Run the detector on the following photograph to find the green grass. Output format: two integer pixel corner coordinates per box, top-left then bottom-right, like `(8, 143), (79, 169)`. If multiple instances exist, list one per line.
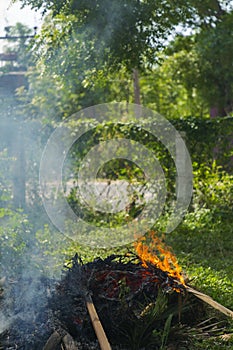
(166, 211), (233, 309)
(160, 209), (233, 349)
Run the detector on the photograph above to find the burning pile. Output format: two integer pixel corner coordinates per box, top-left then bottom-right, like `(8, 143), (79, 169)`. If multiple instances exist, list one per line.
(0, 232), (190, 349)
(2, 231), (231, 349)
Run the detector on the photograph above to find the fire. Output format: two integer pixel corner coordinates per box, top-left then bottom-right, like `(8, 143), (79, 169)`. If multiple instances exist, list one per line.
(134, 231), (185, 285)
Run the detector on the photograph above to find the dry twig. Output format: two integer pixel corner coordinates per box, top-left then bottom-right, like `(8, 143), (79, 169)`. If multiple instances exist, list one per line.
(186, 286), (233, 319)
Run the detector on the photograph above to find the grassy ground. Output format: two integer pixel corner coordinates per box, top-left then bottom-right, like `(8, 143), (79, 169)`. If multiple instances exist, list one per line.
(165, 212), (233, 349)
(169, 212), (233, 310)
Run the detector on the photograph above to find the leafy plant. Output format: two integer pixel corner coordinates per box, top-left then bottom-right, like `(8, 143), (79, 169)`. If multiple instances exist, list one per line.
(118, 289), (175, 349)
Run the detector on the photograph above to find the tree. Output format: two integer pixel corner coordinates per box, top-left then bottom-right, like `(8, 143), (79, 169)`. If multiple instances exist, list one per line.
(15, 0), (196, 104)
(164, 8), (233, 117)
(18, 13), (137, 120)
(16, 0), (233, 113)
(195, 12), (233, 116)
(16, 0), (193, 70)
(140, 50), (208, 118)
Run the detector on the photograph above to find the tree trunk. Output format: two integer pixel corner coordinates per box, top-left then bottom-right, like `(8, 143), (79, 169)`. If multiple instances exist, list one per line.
(210, 106), (227, 118)
(13, 125), (26, 209)
(133, 68), (141, 105)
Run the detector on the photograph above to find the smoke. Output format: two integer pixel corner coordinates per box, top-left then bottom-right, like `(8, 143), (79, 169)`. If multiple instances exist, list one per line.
(0, 95), (66, 344)
(0, 313), (10, 334)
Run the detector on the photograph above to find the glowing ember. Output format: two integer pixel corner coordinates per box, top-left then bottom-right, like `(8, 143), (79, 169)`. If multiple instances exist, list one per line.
(134, 231), (185, 285)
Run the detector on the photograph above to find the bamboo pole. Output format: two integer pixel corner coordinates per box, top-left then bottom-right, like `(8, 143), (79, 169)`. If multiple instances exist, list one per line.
(186, 285), (233, 319)
(85, 294), (112, 350)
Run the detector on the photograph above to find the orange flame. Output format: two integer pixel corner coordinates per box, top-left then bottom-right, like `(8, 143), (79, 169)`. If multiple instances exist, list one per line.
(134, 231), (185, 285)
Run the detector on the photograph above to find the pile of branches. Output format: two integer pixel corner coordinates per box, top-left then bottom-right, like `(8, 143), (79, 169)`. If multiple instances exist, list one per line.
(0, 253), (216, 350)
(49, 253), (186, 341)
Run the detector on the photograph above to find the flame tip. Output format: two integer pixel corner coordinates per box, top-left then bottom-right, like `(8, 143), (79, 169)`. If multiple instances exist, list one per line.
(134, 231), (185, 287)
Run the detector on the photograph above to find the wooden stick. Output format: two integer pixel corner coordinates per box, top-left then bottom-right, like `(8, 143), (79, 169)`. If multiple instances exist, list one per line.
(85, 294), (112, 350)
(186, 285), (233, 319)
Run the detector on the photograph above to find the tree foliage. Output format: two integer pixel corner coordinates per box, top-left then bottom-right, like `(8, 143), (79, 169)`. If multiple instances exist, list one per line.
(195, 12), (233, 115)
(140, 49), (207, 118)
(16, 0), (195, 71)
(15, 0), (233, 116)
(162, 4), (233, 116)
